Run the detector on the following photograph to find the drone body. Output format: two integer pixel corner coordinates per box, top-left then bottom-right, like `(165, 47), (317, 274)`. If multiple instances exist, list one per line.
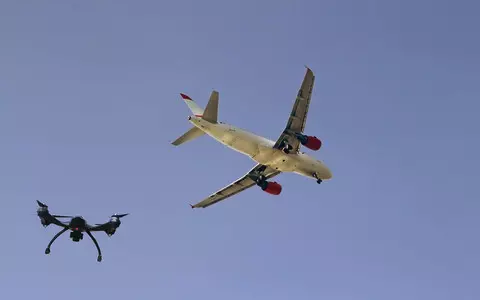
(36, 200), (128, 262)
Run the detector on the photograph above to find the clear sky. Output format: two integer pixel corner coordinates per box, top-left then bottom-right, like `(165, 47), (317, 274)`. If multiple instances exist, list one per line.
(1, 0), (479, 299)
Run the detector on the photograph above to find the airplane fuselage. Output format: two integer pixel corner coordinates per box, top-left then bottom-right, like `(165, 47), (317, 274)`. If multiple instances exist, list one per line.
(188, 116), (332, 180)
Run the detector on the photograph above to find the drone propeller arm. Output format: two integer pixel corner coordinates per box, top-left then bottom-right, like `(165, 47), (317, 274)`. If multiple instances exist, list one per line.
(86, 230), (102, 262)
(45, 227), (69, 254)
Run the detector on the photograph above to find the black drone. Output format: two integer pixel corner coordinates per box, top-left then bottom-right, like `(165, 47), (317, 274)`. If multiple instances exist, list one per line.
(36, 200), (128, 262)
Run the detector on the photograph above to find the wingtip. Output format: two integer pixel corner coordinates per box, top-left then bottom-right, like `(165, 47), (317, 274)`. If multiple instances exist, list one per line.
(189, 204), (194, 209)
(180, 93), (192, 100)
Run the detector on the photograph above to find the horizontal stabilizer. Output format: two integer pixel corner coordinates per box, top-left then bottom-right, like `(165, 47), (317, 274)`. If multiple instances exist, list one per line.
(171, 126), (205, 146)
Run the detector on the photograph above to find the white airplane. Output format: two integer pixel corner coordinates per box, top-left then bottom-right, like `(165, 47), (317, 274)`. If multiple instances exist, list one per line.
(172, 67), (332, 208)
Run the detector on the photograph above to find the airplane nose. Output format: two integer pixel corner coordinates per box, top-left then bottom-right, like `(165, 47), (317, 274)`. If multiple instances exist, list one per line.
(323, 165), (333, 179)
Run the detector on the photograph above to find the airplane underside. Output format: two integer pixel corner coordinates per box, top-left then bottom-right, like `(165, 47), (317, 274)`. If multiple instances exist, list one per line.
(253, 147), (331, 181)
(195, 121), (332, 181)
(173, 67), (332, 208)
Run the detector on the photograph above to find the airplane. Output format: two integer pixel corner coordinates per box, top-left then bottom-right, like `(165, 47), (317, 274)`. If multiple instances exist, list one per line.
(36, 200), (129, 262)
(171, 67), (332, 209)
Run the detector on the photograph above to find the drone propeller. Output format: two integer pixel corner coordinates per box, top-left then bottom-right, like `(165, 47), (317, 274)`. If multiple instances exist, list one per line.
(92, 213), (128, 226)
(111, 213), (129, 218)
(52, 215), (74, 218)
(36, 200), (48, 208)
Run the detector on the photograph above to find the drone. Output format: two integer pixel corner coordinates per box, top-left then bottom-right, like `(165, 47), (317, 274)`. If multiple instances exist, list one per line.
(36, 200), (128, 262)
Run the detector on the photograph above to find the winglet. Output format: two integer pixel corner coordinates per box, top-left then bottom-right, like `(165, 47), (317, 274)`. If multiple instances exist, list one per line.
(304, 65), (313, 74)
(179, 93), (204, 116)
(180, 93), (192, 101)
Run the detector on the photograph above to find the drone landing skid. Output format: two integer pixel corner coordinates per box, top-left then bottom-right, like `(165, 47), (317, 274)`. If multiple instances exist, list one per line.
(44, 229), (103, 263)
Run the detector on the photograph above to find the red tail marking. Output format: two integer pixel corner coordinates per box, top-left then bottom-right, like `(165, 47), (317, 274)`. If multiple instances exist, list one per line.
(180, 93), (192, 100)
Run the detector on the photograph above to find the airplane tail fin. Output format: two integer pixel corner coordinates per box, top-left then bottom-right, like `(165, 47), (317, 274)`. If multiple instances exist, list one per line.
(171, 126), (205, 146)
(180, 93), (204, 117)
(202, 91), (219, 123)
(173, 91), (219, 146)
(179, 91), (219, 123)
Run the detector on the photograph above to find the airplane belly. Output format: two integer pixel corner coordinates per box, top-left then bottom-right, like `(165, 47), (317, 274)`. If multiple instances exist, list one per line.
(229, 132), (261, 157)
(251, 146), (277, 164)
(255, 150), (299, 172)
(191, 120), (315, 174)
(257, 152), (330, 177)
(292, 155), (333, 180)
(206, 127), (259, 157)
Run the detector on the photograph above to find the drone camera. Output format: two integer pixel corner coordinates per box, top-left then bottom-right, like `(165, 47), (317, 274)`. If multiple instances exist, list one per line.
(70, 231), (83, 242)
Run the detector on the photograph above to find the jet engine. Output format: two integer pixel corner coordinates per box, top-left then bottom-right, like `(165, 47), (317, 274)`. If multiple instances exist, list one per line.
(295, 133), (321, 151)
(259, 181), (282, 195)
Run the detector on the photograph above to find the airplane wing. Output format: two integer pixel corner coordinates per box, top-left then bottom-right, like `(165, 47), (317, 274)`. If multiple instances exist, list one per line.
(191, 164), (281, 208)
(273, 67), (315, 152)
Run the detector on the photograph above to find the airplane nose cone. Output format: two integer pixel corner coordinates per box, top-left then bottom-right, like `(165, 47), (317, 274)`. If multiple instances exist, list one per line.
(322, 164), (333, 179)
(325, 167), (332, 179)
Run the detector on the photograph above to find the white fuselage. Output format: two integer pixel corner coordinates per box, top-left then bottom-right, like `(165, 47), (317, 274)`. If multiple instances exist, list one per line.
(189, 116), (332, 180)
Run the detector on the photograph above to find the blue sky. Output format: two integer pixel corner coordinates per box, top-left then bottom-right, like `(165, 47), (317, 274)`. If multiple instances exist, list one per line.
(1, 0), (479, 299)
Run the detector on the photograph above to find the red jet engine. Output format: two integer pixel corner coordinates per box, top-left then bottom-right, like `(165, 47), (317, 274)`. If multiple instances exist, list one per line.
(260, 181), (282, 195)
(295, 133), (322, 151)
